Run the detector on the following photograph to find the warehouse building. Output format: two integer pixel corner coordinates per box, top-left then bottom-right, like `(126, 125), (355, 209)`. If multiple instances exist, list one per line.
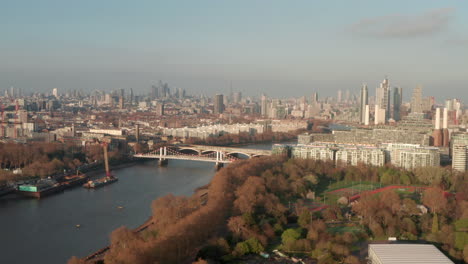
(368, 244), (453, 264)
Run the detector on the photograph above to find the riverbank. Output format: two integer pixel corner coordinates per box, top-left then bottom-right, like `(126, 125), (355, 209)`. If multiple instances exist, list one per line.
(84, 159), (147, 178)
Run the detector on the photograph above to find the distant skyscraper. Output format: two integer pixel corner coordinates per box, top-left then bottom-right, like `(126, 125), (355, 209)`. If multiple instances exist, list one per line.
(233, 92), (242, 104)
(151, 85), (158, 99)
(375, 78), (391, 120)
(345, 89), (350, 103)
(129, 88), (134, 105)
(118, 96), (124, 109)
(337, 90), (342, 103)
(214, 94), (224, 114)
(374, 104), (386, 125)
(311, 92), (318, 105)
(261, 95), (268, 117)
(156, 103), (165, 116)
(393, 87), (402, 121)
(411, 86), (423, 113)
(52, 88), (58, 98)
(364, 105), (370, 126)
(359, 84), (368, 124)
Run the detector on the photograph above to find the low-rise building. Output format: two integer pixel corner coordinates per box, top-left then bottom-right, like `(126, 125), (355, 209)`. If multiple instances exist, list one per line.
(368, 244), (453, 264)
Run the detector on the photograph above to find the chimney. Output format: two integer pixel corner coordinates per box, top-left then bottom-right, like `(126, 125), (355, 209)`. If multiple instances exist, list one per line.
(135, 124), (140, 143)
(435, 108), (441, 130)
(443, 108), (448, 129)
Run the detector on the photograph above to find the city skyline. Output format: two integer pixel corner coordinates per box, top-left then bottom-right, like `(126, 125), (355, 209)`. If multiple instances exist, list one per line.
(1, 1), (467, 100)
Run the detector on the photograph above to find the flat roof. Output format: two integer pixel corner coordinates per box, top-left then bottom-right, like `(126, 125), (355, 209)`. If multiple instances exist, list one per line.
(369, 244), (453, 264)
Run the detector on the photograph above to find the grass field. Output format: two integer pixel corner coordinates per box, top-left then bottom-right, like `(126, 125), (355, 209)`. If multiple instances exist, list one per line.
(327, 225), (363, 235)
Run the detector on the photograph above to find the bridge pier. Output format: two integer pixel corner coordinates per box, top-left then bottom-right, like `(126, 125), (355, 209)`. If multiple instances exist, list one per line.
(158, 159), (168, 167)
(214, 162), (224, 171)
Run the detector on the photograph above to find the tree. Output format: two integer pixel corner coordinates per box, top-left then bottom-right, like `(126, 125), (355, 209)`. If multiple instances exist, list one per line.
(233, 238), (264, 256)
(298, 209), (312, 228)
(67, 257), (85, 264)
(104, 226), (149, 264)
(422, 188), (447, 214)
(380, 190), (401, 215)
(192, 258), (208, 264)
(281, 228), (303, 245)
(463, 244), (468, 263)
(431, 213), (439, 234)
(344, 255), (360, 264)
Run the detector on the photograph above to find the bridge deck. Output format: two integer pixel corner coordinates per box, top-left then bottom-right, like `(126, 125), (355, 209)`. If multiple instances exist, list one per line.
(133, 154), (233, 163)
(180, 145), (272, 156)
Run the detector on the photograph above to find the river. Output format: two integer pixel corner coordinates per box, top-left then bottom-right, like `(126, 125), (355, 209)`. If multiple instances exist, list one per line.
(0, 143), (278, 264)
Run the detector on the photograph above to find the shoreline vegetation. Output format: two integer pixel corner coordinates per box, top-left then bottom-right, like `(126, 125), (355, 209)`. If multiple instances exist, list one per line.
(72, 155), (468, 264)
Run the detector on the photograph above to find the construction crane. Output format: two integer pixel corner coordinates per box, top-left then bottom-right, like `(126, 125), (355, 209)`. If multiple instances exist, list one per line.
(102, 141), (111, 178)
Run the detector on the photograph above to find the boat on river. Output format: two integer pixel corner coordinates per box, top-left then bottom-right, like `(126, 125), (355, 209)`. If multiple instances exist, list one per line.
(17, 179), (65, 198)
(83, 141), (117, 189)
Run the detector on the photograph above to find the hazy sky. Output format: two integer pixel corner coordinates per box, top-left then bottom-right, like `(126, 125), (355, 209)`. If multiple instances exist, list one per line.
(1, 0), (467, 101)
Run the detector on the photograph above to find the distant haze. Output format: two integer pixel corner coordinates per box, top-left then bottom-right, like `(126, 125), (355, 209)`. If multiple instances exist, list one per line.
(1, 1), (467, 101)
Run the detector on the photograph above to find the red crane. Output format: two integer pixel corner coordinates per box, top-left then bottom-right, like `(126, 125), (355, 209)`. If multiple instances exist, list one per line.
(102, 141), (112, 178)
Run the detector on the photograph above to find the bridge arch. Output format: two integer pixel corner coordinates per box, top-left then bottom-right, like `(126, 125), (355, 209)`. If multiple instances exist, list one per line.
(177, 148), (201, 155)
(226, 152), (251, 159)
(200, 150), (217, 154)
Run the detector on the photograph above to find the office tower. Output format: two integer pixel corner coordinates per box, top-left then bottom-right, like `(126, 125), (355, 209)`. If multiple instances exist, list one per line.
(359, 84), (368, 124)
(337, 90), (342, 103)
(432, 108), (442, 147)
(364, 105), (370, 125)
(345, 89), (350, 103)
(10, 86), (15, 98)
(443, 107), (449, 147)
(392, 87), (402, 121)
(451, 133), (468, 171)
(214, 94), (224, 114)
(445, 99), (452, 110)
(261, 95), (268, 117)
(375, 78), (391, 120)
(129, 88), (134, 106)
(52, 88), (58, 98)
(422, 96), (434, 112)
(311, 92), (318, 105)
(453, 145), (468, 172)
(105, 94), (112, 105)
(374, 105), (386, 125)
(233, 92), (242, 104)
(411, 86), (423, 113)
(151, 85), (158, 99)
(118, 96), (124, 109)
(156, 103), (165, 116)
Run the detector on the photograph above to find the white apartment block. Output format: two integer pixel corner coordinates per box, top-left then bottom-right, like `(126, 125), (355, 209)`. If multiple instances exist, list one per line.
(335, 147), (385, 167)
(452, 144), (467, 172)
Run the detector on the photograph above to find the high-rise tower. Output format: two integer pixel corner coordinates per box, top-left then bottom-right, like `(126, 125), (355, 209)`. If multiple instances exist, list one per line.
(359, 84), (368, 124)
(375, 78), (391, 121)
(392, 87), (402, 121)
(411, 86), (423, 113)
(214, 94), (225, 114)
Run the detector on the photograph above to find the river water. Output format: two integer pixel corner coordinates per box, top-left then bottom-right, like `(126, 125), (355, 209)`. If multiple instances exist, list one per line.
(0, 143), (276, 264)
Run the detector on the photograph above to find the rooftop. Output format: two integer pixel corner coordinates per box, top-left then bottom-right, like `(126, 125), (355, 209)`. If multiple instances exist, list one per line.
(369, 244), (453, 264)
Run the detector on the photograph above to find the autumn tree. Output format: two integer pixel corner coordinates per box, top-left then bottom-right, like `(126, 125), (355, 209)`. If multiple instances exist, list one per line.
(422, 188), (447, 215)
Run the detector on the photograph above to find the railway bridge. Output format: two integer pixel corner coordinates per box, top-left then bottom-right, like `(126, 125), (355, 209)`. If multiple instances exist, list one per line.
(133, 144), (272, 168)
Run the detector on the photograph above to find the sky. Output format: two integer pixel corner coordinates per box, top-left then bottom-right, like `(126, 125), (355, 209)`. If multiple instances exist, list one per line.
(1, 0), (467, 101)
